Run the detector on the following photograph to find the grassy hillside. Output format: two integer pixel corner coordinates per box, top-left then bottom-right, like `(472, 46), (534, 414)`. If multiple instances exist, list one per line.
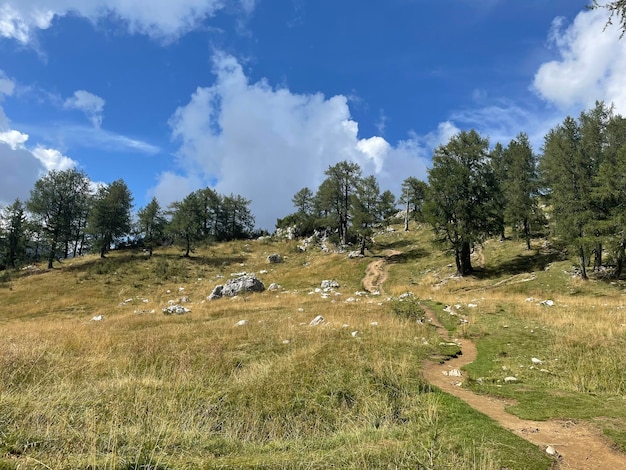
(1, 226), (624, 468)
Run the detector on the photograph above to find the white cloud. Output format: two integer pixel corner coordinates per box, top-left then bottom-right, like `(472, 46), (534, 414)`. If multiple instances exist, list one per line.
(0, 0), (257, 43)
(533, 8), (626, 113)
(64, 90), (106, 128)
(31, 146), (76, 171)
(0, 127), (77, 204)
(150, 171), (203, 209)
(0, 141), (43, 204)
(160, 53), (433, 230)
(0, 129), (28, 149)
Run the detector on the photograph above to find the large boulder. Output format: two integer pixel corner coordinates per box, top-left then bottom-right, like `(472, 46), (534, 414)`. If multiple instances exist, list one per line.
(208, 285), (223, 301)
(220, 274), (265, 297)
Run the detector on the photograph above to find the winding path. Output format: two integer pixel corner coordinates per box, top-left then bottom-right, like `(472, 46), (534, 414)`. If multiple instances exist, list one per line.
(363, 254), (626, 469)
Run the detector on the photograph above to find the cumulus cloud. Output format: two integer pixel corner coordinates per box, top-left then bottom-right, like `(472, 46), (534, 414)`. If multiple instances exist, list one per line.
(533, 8), (626, 113)
(0, 128), (77, 205)
(0, 0), (256, 43)
(160, 53), (434, 230)
(64, 90), (106, 128)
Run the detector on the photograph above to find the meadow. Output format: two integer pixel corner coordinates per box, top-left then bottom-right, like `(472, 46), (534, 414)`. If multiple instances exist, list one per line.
(1, 226), (624, 469)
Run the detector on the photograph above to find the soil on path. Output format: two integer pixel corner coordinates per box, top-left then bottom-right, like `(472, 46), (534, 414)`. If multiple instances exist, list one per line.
(362, 254), (626, 470)
(362, 249), (401, 295)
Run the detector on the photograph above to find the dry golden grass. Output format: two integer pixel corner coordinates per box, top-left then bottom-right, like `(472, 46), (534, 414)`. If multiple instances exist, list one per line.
(4, 229), (612, 468)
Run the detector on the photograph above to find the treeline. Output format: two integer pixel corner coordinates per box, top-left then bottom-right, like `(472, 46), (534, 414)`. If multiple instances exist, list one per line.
(0, 171), (255, 270)
(280, 102), (626, 280)
(2, 102), (625, 279)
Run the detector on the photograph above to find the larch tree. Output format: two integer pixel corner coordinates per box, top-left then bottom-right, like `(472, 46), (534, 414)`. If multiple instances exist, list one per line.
(88, 179), (134, 258)
(27, 169), (91, 269)
(322, 161), (362, 245)
(502, 133), (542, 250)
(137, 197), (165, 257)
(167, 192), (204, 257)
(540, 117), (595, 279)
(399, 177), (428, 231)
(424, 130), (501, 276)
(1, 199), (27, 268)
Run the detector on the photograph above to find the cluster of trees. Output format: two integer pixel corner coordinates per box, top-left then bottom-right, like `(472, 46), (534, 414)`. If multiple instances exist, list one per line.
(278, 161), (398, 255)
(425, 102), (626, 279)
(3, 101), (625, 282)
(0, 170), (255, 270)
(280, 102), (625, 280)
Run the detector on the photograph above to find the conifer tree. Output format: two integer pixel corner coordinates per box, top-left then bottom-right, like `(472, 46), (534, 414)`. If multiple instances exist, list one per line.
(424, 130), (500, 276)
(88, 179), (133, 258)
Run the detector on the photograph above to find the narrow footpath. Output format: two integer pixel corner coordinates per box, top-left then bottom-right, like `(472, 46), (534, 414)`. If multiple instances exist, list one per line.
(363, 254), (626, 470)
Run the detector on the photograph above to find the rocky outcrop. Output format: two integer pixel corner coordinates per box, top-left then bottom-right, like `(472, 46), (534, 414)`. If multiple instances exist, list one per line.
(209, 274), (265, 300)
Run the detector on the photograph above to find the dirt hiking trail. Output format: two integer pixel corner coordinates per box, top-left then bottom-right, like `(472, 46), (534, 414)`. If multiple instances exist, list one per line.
(362, 250), (401, 295)
(363, 254), (626, 470)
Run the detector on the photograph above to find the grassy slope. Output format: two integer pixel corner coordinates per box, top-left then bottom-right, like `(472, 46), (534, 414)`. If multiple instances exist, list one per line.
(381, 226), (626, 453)
(3, 226), (623, 468)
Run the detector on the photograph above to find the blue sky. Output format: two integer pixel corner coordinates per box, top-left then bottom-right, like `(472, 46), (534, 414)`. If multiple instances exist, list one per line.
(0, 0), (624, 230)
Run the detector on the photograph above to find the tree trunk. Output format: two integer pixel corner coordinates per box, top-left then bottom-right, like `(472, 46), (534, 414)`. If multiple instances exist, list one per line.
(613, 241), (625, 279)
(359, 235), (366, 256)
(454, 247), (462, 276)
(184, 234), (191, 257)
(47, 241), (56, 269)
(460, 241), (473, 276)
(524, 218), (531, 250)
(404, 200), (409, 231)
(579, 246), (588, 280)
(593, 243), (602, 272)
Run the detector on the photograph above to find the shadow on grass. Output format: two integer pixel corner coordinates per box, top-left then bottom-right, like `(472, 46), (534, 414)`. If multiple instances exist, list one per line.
(387, 247), (429, 264)
(472, 249), (565, 279)
(56, 250), (248, 275)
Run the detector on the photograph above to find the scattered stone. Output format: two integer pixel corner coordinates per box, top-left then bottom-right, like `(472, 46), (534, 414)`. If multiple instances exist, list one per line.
(370, 321), (379, 326)
(134, 309), (156, 315)
(259, 270), (268, 274)
(162, 305), (190, 315)
(267, 254), (283, 264)
(531, 357), (543, 364)
(235, 320), (249, 327)
(540, 299), (555, 307)
(91, 315), (104, 321)
(345, 297), (356, 303)
(282, 339), (290, 344)
(504, 376), (518, 383)
(310, 315), (325, 326)
(444, 369), (462, 377)
(268, 283), (282, 291)
(179, 296), (190, 303)
(351, 331), (359, 337)
(321, 280), (340, 289)
(467, 303), (478, 308)
(545, 446), (558, 456)
(348, 251), (363, 259)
